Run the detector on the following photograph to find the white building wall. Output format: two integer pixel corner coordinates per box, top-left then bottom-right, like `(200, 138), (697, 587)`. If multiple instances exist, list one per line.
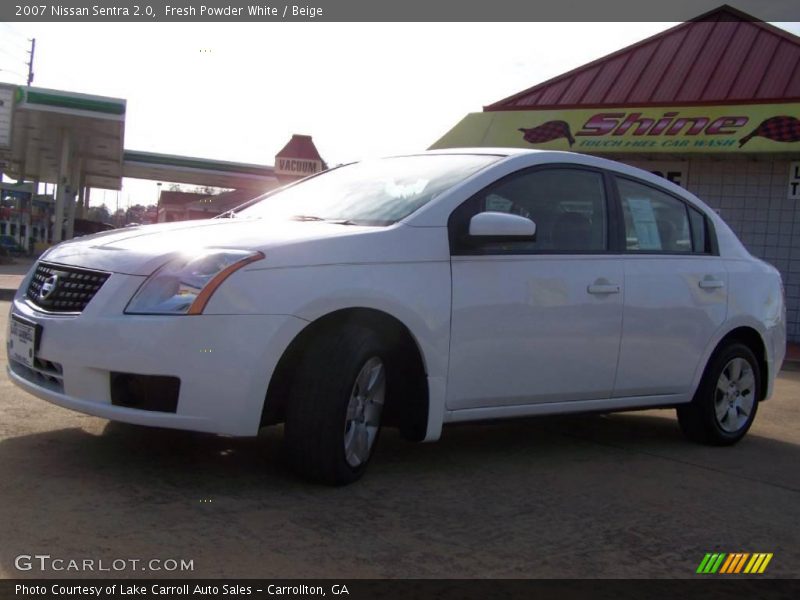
(685, 157), (800, 342)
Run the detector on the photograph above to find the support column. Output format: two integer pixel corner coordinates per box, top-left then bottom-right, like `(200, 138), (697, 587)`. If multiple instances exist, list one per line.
(80, 186), (90, 218)
(64, 159), (81, 240)
(53, 131), (71, 243)
(77, 171), (85, 219)
(64, 188), (76, 239)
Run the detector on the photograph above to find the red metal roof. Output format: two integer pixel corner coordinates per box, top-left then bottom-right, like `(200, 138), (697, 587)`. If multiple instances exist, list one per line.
(275, 134), (325, 163)
(485, 5), (800, 111)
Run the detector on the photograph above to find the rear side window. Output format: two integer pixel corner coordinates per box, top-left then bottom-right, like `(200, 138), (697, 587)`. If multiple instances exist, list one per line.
(616, 178), (707, 254)
(687, 205), (707, 254)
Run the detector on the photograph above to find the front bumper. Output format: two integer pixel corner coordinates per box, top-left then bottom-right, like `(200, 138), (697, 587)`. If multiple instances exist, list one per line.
(6, 271), (306, 436)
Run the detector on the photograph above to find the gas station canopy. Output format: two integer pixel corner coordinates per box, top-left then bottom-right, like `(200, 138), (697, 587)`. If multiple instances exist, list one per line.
(4, 86), (125, 190)
(123, 150), (278, 190)
(1, 85), (279, 191)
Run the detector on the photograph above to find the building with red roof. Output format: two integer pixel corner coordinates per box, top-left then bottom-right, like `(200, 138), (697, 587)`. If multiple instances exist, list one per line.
(432, 5), (800, 342)
(484, 6), (800, 110)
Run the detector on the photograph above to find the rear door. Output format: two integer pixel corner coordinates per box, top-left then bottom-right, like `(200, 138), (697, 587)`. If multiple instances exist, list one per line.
(611, 176), (727, 398)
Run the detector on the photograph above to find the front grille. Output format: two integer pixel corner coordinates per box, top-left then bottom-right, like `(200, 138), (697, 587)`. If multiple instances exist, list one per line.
(26, 262), (110, 313)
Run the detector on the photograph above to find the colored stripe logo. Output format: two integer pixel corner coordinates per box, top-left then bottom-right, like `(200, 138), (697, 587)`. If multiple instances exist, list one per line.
(697, 553), (773, 574)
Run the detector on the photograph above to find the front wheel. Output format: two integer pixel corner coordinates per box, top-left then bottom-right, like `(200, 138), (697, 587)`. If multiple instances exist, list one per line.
(284, 325), (388, 485)
(677, 342), (761, 446)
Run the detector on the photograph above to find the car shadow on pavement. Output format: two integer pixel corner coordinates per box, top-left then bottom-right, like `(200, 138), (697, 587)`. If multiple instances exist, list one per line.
(0, 410), (798, 494)
(0, 412), (798, 578)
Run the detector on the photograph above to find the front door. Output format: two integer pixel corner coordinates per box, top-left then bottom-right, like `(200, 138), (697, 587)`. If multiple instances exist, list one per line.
(446, 167), (624, 411)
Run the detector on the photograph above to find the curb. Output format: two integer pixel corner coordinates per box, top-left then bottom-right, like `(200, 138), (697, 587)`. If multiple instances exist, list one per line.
(0, 289), (16, 301)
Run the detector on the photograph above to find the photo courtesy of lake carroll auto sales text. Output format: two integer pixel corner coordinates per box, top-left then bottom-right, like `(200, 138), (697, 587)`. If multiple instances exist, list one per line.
(15, 583), (350, 596)
(0, 0), (799, 597)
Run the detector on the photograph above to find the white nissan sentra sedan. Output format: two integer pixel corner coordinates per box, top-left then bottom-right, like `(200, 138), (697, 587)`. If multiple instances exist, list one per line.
(6, 149), (786, 484)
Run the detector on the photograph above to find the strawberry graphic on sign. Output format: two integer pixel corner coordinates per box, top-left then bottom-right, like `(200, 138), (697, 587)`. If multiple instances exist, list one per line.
(518, 120), (575, 147)
(739, 115), (800, 147)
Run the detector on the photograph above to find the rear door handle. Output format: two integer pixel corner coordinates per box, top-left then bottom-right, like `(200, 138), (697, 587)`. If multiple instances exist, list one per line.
(587, 280), (621, 295)
(698, 277), (725, 290)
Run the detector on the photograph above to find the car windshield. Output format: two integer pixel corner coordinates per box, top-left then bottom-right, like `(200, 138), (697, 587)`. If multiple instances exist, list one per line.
(236, 154), (500, 225)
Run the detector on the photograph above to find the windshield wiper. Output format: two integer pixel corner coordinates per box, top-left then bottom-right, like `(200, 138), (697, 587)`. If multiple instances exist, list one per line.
(289, 215), (375, 225)
(289, 215), (326, 221)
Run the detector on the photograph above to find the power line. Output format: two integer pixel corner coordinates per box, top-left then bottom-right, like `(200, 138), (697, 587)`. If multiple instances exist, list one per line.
(0, 25), (29, 52)
(0, 41), (27, 58)
(0, 23), (28, 39)
(0, 36), (31, 84)
(0, 34), (27, 50)
(0, 56), (26, 81)
(0, 67), (26, 79)
(0, 46), (24, 61)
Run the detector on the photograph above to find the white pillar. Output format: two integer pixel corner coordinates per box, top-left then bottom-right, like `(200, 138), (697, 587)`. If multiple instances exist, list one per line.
(64, 159), (81, 240)
(81, 186), (90, 218)
(53, 131), (71, 243)
(64, 189), (76, 239)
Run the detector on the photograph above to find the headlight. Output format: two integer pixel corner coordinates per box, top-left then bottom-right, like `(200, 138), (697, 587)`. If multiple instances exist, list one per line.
(125, 249), (264, 315)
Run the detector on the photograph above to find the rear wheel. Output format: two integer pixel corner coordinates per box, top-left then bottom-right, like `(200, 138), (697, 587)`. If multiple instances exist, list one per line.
(677, 342), (760, 445)
(284, 325), (387, 484)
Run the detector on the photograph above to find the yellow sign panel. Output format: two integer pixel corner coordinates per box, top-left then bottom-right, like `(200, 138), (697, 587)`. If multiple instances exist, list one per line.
(430, 104), (800, 153)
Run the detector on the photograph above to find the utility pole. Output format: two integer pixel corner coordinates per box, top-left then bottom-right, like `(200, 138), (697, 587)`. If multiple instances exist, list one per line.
(26, 38), (35, 86)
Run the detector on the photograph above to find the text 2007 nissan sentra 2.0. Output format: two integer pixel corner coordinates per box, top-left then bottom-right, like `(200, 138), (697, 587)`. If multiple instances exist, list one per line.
(6, 149), (786, 484)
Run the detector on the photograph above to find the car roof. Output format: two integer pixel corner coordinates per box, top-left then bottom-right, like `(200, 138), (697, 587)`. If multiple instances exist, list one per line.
(417, 147), (538, 157)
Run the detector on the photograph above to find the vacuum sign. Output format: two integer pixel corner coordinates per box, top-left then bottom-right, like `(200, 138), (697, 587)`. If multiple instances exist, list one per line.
(275, 158), (323, 177)
(431, 103), (800, 153)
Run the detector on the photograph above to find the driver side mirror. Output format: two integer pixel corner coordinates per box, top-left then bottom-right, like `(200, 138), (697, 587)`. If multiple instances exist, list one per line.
(468, 211), (536, 240)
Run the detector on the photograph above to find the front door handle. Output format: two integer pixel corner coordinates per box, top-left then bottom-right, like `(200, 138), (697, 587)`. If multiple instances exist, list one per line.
(587, 280), (621, 295)
(698, 277), (725, 290)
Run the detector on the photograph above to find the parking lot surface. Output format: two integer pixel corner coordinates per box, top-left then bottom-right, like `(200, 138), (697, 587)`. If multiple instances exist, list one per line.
(1, 299), (799, 579)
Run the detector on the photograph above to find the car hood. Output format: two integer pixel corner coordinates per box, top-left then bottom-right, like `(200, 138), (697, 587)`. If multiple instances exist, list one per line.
(41, 218), (385, 276)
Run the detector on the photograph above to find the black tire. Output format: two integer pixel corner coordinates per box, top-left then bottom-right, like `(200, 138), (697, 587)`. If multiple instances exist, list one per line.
(284, 324), (388, 485)
(677, 342), (761, 446)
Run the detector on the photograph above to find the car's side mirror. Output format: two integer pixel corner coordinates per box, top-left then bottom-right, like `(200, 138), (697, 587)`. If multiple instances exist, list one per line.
(468, 211), (536, 240)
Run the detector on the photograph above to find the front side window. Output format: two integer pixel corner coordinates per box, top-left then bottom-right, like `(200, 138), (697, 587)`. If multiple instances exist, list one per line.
(452, 167), (608, 254)
(617, 177), (706, 253)
(237, 154), (500, 226)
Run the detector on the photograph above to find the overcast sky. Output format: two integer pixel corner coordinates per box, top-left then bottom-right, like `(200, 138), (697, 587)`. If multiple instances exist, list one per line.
(1, 21), (799, 208)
